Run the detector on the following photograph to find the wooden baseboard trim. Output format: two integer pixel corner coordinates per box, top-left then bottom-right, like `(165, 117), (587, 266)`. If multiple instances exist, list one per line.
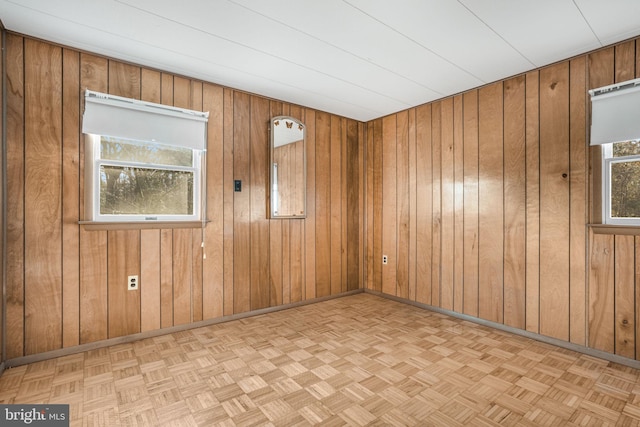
(4, 289), (364, 369)
(366, 289), (640, 370)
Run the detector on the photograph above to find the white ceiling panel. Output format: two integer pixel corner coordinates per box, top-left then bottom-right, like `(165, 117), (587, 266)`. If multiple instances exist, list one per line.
(1, 0), (640, 121)
(458, 0), (601, 66)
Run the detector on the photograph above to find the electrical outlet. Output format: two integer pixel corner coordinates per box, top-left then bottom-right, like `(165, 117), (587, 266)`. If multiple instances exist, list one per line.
(382, 255), (388, 265)
(128, 275), (138, 291)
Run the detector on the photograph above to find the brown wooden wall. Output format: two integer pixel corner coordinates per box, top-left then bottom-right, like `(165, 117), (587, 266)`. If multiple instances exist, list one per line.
(3, 33), (363, 359)
(365, 36), (640, 361)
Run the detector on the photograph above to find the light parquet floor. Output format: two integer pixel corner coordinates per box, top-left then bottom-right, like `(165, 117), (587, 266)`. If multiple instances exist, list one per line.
(2, 293), (640, 426)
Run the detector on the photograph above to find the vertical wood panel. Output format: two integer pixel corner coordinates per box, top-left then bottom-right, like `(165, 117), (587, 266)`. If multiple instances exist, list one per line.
(79, 53), (108, 344)
(396, 111), (409, 299)
(234, 91), (251, 313)
(160, 229), (174, 328)
(173, 229), (192, 325)
(615, 236), (635, 358)
(315, 112), (331, 297)
(140, 229), (160, 332)
(250, 96), (270, 310)
(269, 101), (284, 306)
(525, 71), (540, 334)
(588, 47), (615, 350)
(108, 230), (141, 337)
(539, 63), (570, 340)
(589, 232), (615, 353)
(503, 76), (526, 330)
(569, 57), (587, 346)
(305, 109), (317, 299)
(416, 105), (432, 305)
(347, 119), (361, 291)
(478, 83), (504, 324)
(341, 118), (348, 293)
(24, 39), (63, 354)
(372, 119), (383, 293)
(440, 99), (454, 311)
(408, 109), (417, 301)
(223, 88), (234, 316)
(290, 106), (305, 300)
(463, 91), (479, 317)
(431, 102), (442, 307)
(382, 114), (397, 295)
(62, 48), (80, 348)
(6, 34), (25, 358)
(140, 70), (161, 331)
(331, 115), (343, 295)
(191, 81), (204, 323)
(453, 95), (464, 313)
(202, 83), (224, 320)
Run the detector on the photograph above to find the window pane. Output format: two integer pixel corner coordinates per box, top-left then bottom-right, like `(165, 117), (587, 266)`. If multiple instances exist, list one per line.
(613, 140), (640, 157)
(611, 159), (640, 218)
(100, 166), (194, 215)
(100, 136), (192, 166)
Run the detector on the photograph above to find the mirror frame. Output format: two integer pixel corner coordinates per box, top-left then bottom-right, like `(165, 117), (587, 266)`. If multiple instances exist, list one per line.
(270, 116), (306, 218)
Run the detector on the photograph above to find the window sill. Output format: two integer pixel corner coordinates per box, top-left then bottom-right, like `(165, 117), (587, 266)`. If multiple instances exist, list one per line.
(588, 224), (640, 236)
(79, 220), (209, 231)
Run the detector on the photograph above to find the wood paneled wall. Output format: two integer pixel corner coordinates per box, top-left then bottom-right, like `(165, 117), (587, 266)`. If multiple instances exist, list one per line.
(3, 33), (363, 359)
(365, 37), (640, 360)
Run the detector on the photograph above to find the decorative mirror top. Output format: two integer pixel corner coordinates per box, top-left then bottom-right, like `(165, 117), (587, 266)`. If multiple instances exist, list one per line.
(270, 116), (306, 218)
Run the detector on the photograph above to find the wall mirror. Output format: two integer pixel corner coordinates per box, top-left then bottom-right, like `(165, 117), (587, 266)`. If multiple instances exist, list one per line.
(270, 116), (306, 218)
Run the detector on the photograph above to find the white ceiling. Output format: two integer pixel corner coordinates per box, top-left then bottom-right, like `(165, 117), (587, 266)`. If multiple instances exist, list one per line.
(2, 0), (640, 122)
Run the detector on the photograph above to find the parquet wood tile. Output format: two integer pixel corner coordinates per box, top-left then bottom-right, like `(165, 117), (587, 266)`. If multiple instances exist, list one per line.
(3, 293), (640, 425)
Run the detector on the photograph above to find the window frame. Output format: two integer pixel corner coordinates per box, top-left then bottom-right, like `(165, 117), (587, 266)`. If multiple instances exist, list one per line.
(602, 141), (640, 226)
(84, 134), (205, 223)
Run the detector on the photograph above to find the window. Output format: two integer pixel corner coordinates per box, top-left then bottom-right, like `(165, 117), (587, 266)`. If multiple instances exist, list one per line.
(82, 90), (208, 223)
(602, 140), (640, 225)
(589, 78), (640, 226)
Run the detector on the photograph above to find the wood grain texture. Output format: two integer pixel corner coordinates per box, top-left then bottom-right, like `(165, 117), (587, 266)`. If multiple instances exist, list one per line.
(463, 91), (479, 318)
(440, 98), (454, 311)
(62, 48), (81, 349)
(140, 229), (161, 332)
(202, 83), (225, 320)
(431, 102), (442, 307)
(408, 109), (417, 301)
(347, 119), (361, 292)
(233, 91), (251, 313)
(80, 54), (109, 344)
(589, 232), (615, 353)
(415, 105), (432, 305)
(525, 71), (540, 334)
(539, 62), (570, 341)
(569, 57), (587, 346)
(173, 229), (193, 325)
(250, 96), (270, 310)
(160, 229), (174, 328)
(305, 109), (317, 300)
(453, 95), (464, 314)
(478, 82), (504, 324)
(223, 88), (235, 316)
(372, 119), (384, 293)
(382, 114), (397, 296)
(24, 39), (63, 355)
(315, 111), (331, 297)
(396, 111), (409, 299)
(107, 230), (141, 338)
(503, 75), (526, 330)
(614, 235), (635, 358)
(331, 115), (343, 295)
(6, 33), (25, 358)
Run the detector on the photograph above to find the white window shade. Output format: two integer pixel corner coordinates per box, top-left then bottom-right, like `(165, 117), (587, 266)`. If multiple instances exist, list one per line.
(589, 78), (640, 145)
(82, 90), (209, 150)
